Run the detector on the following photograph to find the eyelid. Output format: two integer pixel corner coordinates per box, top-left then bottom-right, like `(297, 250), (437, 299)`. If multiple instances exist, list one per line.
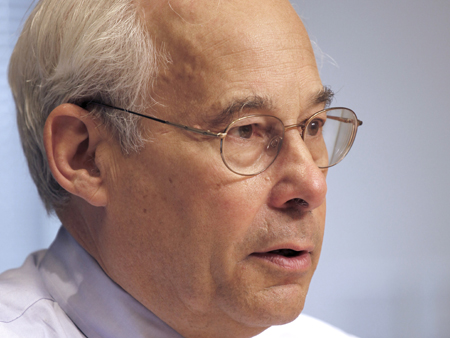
(311, 115), (327, 124)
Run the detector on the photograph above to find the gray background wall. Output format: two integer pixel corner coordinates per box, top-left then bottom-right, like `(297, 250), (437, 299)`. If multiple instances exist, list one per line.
(295, 1), (450, 337)
(0, 0), (61, 274)
(1, 1), (449, 337)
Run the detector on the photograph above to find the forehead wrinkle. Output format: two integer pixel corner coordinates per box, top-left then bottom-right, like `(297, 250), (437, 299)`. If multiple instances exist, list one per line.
(207, 23), (312, 56)
(218, 60), (318, 83)
(205, 29), (318, 81)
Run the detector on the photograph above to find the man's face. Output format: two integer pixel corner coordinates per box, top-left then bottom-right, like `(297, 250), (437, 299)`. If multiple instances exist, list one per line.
(99, 0), (327, 336)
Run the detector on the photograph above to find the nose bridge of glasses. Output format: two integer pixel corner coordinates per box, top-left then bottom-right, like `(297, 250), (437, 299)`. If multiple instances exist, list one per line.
(277, 123), (313, 162)
(284, 123), (306, 138)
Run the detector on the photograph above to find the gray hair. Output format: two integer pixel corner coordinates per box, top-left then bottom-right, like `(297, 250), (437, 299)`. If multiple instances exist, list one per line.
(9, 0), (161, 212)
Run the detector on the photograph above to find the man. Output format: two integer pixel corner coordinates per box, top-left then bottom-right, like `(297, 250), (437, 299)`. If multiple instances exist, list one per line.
(1, 0), (362, 337)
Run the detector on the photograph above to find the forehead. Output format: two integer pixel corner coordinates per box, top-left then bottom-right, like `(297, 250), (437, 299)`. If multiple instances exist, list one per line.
(140, 0), (322, 119)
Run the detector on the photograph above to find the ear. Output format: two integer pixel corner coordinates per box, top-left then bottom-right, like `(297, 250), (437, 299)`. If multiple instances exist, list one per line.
(44, 103), (108, 207)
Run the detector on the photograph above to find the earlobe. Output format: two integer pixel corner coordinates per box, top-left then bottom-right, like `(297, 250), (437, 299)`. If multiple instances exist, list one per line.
(44, 104), (108, 207)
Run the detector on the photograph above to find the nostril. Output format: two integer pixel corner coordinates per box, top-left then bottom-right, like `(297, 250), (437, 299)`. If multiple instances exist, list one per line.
(289, 198), (309, 208)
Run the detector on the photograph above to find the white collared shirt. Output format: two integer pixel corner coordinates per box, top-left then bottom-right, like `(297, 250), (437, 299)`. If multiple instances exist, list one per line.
(0, 227), (357, 338)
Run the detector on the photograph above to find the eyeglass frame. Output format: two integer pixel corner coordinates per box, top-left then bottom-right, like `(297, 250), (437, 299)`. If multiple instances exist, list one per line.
(81, 101), (363, 176)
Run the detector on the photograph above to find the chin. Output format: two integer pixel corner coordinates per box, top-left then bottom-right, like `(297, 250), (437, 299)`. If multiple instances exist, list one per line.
(219, 283), (307, 329)
(260, 285), (306, 325)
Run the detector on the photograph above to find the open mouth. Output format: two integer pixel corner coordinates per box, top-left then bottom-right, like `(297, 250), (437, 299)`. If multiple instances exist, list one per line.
(251, 248), (306, 259)
(267, 249), (303, 257)
(250, 248), (311, 271)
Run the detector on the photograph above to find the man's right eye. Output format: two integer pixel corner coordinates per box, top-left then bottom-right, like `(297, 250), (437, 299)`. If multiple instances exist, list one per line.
(307, 119), (325, 137)
(230, 124), (254, 139)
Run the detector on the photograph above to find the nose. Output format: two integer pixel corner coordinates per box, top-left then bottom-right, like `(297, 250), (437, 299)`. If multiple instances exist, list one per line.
(267, 130), (327, 212)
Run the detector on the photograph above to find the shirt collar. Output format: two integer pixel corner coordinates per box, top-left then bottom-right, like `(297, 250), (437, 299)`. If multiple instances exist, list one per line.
(39, 227), (183, 338)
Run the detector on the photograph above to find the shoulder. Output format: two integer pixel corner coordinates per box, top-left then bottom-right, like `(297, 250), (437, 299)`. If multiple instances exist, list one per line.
(255, 313), (358, 338)
(0, 250), (50, 321)
(0, 251), (84, 338)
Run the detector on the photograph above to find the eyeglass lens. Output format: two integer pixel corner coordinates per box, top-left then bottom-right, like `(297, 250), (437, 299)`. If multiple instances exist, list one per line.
(221, 108), (358, 176)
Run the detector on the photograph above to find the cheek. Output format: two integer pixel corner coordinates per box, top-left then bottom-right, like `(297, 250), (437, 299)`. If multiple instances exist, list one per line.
(157, 140), (269, 234)
(127, 147), (268, 290)
(170, 174), (268, 266)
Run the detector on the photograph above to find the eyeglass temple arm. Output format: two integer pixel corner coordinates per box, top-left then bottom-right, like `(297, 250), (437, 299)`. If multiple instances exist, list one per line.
(83, 101), (225, 138)
(327, 115), (363, 126)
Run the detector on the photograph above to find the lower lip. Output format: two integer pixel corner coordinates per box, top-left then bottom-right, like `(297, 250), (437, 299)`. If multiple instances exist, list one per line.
(250, 251), (312, 272)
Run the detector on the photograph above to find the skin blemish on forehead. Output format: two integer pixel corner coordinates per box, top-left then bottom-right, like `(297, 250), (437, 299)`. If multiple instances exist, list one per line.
(168, 0), (222, 25)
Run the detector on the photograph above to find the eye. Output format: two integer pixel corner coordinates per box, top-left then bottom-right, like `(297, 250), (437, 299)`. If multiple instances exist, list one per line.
(307, 118), (325, 137)
(229, 124), (257, 139)
(237, 124), (253, 138)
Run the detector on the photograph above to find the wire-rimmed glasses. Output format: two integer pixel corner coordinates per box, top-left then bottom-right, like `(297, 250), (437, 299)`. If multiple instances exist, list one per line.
(83, 102), (362, 176)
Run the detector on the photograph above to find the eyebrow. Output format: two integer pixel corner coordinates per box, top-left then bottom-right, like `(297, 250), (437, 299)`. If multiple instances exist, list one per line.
(208, 95), (273, 127)
(313, 86), (335, 108)
(208, 86), (335, 127)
